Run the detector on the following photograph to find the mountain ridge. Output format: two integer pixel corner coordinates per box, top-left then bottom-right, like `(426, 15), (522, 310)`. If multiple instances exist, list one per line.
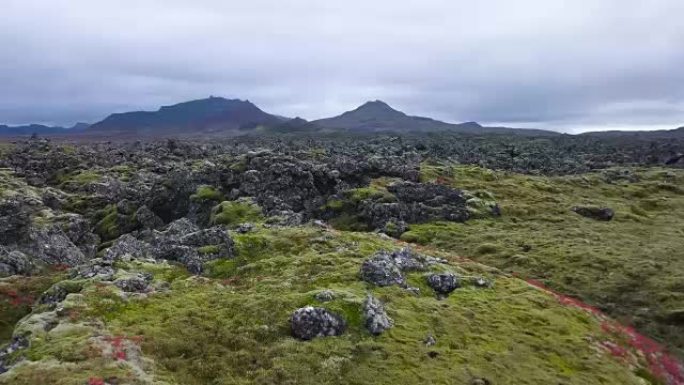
(1, 96), (682, 138)
(88, 96), (284, 133)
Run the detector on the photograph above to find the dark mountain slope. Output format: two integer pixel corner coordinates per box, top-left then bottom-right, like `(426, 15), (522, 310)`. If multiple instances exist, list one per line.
(89, 97), (284, 133)
(0, 123), (89, 136)
(312, 100), (463, 132)
(312, 100), (558, 135)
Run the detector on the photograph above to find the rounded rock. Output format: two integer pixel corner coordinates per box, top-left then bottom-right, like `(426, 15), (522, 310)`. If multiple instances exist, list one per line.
(290, 306), (346, 340)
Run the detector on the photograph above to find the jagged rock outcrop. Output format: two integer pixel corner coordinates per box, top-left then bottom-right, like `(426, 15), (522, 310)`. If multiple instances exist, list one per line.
(290, 307), (346, 340)
(0, 248), (33, 276)
(103, 218), (235, 274)
(363, 295), (393, 335)
(360, 247), (447, 288)
(427, 273), (460, 297)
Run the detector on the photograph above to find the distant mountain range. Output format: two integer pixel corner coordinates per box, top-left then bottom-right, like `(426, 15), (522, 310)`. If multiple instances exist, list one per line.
(580, 126), (684, 139)
(0, 122), (89, 136)
(0, 96), (682, 138)
(89, 97), (284, 133)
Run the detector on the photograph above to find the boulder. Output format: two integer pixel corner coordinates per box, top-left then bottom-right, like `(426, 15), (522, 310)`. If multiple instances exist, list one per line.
(360, 248), (447, 287)
(571, 206), (614, 221)
(0, 249), (33, 277)
(72, 258), (115, 280)
(105, 219), (235, 274)
(0, 199), (32, 244)
(0, 336), (29, 373)
(133, 205), (164, 230)
(290, 307), (346, 340)
(104, 234), (150, 261)
(360, 252), (406, 287)
(363, 295), (393, 335)
(427, 273), (460, 296)
(25, 227), (86, 267)
(314, 290), (335, 302)
(114, 273), (152, 293)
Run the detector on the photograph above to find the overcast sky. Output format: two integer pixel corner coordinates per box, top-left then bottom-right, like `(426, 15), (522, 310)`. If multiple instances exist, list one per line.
(2, 0), (683, 133)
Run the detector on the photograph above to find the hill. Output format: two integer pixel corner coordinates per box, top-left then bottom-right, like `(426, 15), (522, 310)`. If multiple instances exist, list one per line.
(582, 126), (684, 139)
(0, 123), (88, 136)
(313, 100), (480, 133)
(312, 100), (559, 136)
(88, 96), (285, 134)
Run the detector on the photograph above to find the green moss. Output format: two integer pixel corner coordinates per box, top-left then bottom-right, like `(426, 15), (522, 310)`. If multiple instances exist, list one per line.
(210, 199), (263, 228)
(62, 226), (645, 385)
(197, 245), (220, 255)
(475, 243), (499, 255)
(416, 164), (684, 358)
(324, 199), (346, 211)
(329, 214), (370, 232)
(0, 274), (64, 343)
(191, 185), (223, 202)
(229, 158), (248, 172)
(322, 185), (397, 231)
(346, 187), (396, 204)
(93, 205), (121, 241)
(58, 170), (102, 187)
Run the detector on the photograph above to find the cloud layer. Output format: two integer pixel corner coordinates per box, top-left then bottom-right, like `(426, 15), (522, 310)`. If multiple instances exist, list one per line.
(2, 0), (683, 132)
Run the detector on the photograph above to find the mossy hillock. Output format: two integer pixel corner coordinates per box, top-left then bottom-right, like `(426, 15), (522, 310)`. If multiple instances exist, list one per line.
(0, 225), (665, 385)
(410, 163), (684, 359)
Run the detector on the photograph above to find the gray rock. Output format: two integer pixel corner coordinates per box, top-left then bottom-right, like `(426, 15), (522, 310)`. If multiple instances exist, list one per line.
(38, 281), (83, 307)
(427, 273), (460, 296)
(360, 247), (446, 287)
(0, 248), (33, 277)
(291, 307), (346, 340)
(104, 234), (149, 261)
(470, 378), (492, 385)
(571, 206), (614, 221)
(163, 218), (200, 237)
(0, 199), (32, 244)
(104, 219), (236, 275)
(382, 218), (408, 238)
(424, 333), (436, 346)
(363, 295), (393, 335)
(314, 290), (335, 302)
(134, 205), (164, 230)
(114, 273), (152, 293)
(360, 251), (406, 287)
(72, 258), (115, 280)
(235, 222), (254, 233)
(0, 336), (29, 373)
(472, 276), (493, 288)
(25, 227), (86, 267)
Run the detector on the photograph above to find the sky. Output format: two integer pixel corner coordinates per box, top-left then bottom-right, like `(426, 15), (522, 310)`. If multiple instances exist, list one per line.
(1, 0), (683, 133)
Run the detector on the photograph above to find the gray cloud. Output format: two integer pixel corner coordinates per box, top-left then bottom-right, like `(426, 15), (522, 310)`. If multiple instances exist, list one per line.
(1, 0), (683, 132)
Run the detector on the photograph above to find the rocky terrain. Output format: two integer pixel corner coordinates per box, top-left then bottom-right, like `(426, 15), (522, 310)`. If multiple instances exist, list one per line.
(0, 133), (682, 385)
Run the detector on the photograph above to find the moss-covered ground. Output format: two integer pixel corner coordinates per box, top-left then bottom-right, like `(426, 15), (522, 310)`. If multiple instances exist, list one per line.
(0, 274), (64, 343)
(0, 225), (667, 384)
(210, 199), (264, 228)
(404, 163), (684, 359)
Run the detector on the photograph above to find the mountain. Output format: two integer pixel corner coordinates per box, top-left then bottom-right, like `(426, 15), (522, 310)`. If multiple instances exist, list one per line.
(582, 126), (684, 139)
(88, 97), (285, 133)
(0, 122), (89, 136)
(312, 100), (558, 135)
(312, 100), (471, 132)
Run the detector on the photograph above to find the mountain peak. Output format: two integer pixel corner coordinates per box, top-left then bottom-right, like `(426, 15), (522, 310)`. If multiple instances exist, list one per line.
(355, 100), (397, 112)
(360, 99), (391, 107)
(90, 96), (283, 132)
